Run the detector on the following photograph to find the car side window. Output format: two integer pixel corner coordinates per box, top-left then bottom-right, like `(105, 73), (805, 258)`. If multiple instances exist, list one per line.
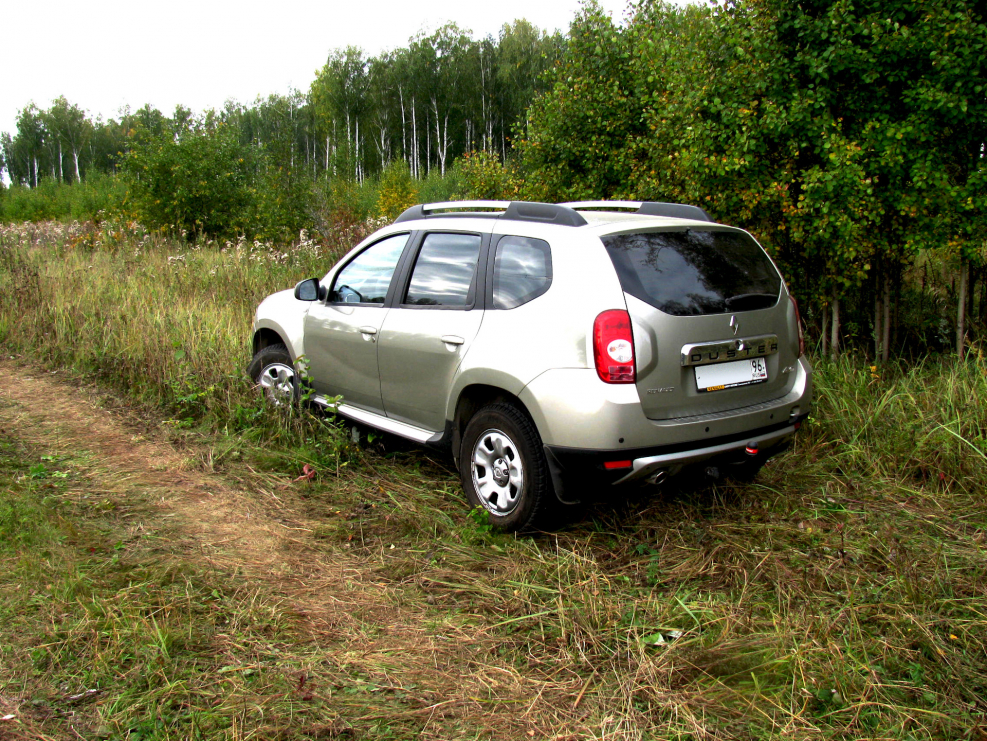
(492, 236), (553, 310)
(404, 232), (481, 307)
(329, 233), (409, 305)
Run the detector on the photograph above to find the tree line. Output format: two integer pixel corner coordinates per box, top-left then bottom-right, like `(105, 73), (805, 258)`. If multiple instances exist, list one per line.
(1, 20), (561, 192)
(2, 1), (985, 359)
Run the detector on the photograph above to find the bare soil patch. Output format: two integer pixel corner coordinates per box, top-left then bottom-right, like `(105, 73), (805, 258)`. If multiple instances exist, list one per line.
(0, 360), (565, 739)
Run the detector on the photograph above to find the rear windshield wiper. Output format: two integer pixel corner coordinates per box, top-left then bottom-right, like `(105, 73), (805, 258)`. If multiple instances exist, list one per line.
(724, 293), (778, 311)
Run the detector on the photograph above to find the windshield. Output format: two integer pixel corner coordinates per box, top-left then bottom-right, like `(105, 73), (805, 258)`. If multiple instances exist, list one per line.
(601, 229), (782, 316)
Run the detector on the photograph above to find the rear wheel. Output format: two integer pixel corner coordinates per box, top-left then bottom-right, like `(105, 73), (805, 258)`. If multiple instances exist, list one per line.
(459, 403), (553, 532)
(248, 343), (298, 407)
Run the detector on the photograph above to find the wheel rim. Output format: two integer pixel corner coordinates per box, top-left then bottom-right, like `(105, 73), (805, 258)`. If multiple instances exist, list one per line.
(471, 428), (524, 515)
(258, 362), (295, 406)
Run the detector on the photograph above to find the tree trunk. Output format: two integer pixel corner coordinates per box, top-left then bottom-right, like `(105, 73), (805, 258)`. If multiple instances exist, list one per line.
(957, 257), (968, 359)
(967, 263), (976, 335)
(822, 302), (829, 357)
(830, 292), (841, 360)
(980, 265), (987, 325)
(892, 264), (901, 356)
(399, 87), (407, 165)
(874, 266), (882, 361)
(73, 148), (81, 182)
(433, 98), (442, 175)
(882, 267), (891, 363)
(411, 98), (418, 179)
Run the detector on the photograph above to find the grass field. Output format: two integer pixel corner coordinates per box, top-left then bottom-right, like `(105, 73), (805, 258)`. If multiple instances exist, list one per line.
(1, 220), (986, 740)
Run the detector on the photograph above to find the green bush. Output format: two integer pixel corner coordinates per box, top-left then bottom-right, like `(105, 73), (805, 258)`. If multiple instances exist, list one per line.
(253, 164), (313, 242)
(417, 167), (460, 204)
(454, 151), (520, 200)
(376, 160), (418, 219)
(0, 175), (126, 224)
(122, 121), (257, 238)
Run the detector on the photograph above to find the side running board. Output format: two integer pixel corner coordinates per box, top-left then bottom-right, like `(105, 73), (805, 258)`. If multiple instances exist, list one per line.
(312, 396), (442, 445)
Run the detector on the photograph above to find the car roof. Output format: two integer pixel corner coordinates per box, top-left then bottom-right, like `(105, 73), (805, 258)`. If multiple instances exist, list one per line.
(392, 200), (718, 230)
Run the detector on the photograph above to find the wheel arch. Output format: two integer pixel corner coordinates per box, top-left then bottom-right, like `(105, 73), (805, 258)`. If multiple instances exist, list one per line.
(450, 383), (535, 463)
(252, 318), (303, 362)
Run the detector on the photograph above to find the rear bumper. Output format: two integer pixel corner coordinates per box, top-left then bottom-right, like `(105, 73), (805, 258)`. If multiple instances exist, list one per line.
(609, 417), (800, 484)
(544, 414), (806, 499)
(520, 357), (812, 451)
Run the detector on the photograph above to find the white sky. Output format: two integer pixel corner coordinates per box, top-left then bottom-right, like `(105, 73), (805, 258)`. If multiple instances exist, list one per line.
(2, 0), (639, 139)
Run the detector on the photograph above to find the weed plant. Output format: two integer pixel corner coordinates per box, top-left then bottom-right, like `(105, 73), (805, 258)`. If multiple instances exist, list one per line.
(0, 222), (986, 739)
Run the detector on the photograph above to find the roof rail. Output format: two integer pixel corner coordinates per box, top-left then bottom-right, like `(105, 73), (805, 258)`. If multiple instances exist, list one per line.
(562, 200), (713, 222)
(393, 201), (587, 227)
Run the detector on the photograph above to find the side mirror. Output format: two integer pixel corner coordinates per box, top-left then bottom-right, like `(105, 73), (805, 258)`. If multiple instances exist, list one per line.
(294, 278), (323, 301)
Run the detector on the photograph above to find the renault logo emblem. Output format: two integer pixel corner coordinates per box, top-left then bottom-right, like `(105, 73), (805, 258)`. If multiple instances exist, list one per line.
(729, 315), (739, 336)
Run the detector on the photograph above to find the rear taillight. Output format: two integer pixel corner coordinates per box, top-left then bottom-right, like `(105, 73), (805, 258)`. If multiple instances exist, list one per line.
(593, 310), (636, 383)
(790, 295), (805, 357)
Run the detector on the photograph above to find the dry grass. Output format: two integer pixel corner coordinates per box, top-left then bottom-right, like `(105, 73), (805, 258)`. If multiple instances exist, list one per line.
(0, 222), (986, 740)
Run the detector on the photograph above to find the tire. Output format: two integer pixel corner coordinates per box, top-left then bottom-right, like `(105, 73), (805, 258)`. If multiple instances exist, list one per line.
(459, 402), (554, 532)
(247, 343), (298, 407)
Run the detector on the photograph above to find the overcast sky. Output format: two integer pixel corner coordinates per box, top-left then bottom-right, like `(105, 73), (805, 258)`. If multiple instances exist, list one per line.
(2, 0), (637, 139)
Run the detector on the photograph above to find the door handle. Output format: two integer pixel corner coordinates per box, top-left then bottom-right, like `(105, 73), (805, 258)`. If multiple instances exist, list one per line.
(441, 335), (465, 346)
(359, 326), (377, 335)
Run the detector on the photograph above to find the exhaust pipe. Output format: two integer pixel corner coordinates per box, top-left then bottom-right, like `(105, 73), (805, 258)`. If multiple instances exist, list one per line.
(647, 470), (667, 486)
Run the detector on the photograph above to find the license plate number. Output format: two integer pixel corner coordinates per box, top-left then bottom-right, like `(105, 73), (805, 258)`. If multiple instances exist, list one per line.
(695, 357), (768, 392)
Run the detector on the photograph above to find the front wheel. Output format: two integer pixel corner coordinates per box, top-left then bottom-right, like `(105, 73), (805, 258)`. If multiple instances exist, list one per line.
(459, 403), (554, 532)
(247, 343), (298, 407)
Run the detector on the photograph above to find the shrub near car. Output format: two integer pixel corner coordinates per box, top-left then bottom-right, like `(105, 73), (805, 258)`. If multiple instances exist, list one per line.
(249, 201), (812, 531)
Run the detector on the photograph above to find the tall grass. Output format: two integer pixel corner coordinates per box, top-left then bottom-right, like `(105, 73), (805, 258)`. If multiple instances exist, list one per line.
(2, 220), (984, 490)
(0, 219), (384, 423)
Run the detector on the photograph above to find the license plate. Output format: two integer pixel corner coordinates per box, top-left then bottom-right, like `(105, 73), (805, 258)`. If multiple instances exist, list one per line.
(695, 357), (768, 392)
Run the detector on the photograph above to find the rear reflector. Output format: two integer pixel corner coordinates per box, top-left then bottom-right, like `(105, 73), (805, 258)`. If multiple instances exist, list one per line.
(593, 310), (636, 384)
(604, 460), (633, 470)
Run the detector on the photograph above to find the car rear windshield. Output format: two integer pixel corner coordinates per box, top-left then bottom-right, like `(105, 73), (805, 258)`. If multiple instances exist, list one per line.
(601, 229), (782, 316)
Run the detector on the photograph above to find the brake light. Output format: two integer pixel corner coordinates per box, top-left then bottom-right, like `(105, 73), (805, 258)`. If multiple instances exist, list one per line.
(593, 310), (636, 383)
(789, 295), (805, 357)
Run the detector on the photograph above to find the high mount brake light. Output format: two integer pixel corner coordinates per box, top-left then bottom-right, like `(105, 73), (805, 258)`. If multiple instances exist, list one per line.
(594, 310), (636, 384)
(790, 295), (806, 357)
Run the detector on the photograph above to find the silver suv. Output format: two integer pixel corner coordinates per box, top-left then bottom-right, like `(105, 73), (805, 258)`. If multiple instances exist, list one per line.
(249, 201), (812, 530)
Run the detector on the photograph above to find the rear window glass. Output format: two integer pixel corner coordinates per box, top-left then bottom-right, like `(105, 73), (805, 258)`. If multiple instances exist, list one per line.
(601, 230), (781, 316)
(492, 236), (552, 309)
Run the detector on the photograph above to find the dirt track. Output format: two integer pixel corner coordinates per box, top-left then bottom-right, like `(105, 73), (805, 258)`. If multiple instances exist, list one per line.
(0, 360), (568, 738)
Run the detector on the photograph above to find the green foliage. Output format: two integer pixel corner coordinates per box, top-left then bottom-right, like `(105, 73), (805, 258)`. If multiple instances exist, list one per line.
(123, 119), (257, 238)
(314, 175), (380, 224)
(517, 5), (638, 201)
(375, 159), (418, 219)
(254, 162), (312, 242)
(516, 0), (987, 353)
(416, 166), (460, 203)
(454, 150), (519, 200)
(0, 173), (126, 223)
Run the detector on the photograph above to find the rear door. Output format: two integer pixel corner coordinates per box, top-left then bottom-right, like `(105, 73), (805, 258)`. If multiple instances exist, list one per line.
(377, 230), (488, 430)
(601, 228), (799, 420)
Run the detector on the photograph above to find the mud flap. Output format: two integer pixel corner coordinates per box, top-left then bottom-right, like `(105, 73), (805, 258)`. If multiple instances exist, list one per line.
(544, 446), (581, 505)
